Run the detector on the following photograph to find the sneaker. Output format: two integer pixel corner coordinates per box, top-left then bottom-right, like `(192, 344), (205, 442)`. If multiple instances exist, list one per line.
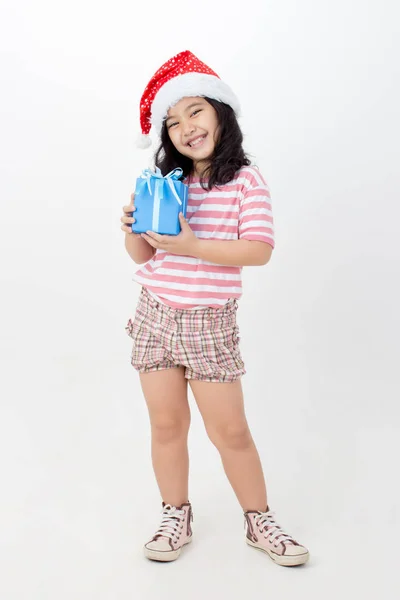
(144, 502), (193, 562)
(244, 507), (309, 566)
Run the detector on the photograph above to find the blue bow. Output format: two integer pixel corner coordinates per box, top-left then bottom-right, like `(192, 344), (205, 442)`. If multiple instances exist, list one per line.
(139, 167), (183, 231)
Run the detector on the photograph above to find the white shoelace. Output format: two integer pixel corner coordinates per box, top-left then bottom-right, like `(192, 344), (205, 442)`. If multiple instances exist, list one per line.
(254, 510), (295, 547)
(154, 504), (185, 540)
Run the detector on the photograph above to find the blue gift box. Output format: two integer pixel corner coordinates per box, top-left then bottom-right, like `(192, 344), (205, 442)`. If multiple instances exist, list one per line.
(131, 167), (188, 235)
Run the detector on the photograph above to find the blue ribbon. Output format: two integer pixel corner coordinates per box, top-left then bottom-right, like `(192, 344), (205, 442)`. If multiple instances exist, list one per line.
(139, 167), (183, 231)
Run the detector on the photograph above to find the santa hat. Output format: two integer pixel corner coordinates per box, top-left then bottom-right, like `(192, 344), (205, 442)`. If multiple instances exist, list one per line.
(137, 50), (240, 149)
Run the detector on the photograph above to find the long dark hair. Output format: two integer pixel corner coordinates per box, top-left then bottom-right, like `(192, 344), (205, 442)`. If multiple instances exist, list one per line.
(154, 97), (252, 191)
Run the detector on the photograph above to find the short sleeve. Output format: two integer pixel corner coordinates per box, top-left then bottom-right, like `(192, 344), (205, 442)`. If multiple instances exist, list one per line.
(238, 167), (275, 248)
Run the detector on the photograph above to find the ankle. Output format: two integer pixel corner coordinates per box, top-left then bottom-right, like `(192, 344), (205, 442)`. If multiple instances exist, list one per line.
(162, 499), (190, 508)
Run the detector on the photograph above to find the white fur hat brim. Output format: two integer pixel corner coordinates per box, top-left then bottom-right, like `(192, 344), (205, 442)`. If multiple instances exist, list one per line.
(150, 72), (241, 137)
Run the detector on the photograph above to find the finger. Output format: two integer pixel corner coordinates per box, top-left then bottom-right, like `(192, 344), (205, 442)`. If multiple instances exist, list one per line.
(179, 213), (189, 227)
(141, 233), (156, 243)
(144, 231), (165, 242)
(120, 215), (136, 224)
(121, 225), (141, 237)
(140, 233), (157, 248)
(122, 204), (136, 214)
(121, 224), (138, 234)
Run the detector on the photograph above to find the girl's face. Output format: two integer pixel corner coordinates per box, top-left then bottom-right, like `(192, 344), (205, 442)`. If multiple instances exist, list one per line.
(165, 96), (219, 175)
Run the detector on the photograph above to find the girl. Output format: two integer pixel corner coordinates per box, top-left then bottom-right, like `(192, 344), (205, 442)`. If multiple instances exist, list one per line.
(121, 50), (309, 567)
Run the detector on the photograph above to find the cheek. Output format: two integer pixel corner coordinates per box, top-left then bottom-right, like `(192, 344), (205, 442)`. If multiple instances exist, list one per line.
(169, 129), (182, 148)
(208, 117), (219, 139)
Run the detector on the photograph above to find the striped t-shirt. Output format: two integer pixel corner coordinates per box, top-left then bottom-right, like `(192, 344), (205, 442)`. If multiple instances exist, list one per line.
(132, 165), (275, 309)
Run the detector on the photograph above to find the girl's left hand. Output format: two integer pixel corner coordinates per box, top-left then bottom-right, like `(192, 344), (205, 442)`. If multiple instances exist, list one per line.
(141, 213), (199, 256)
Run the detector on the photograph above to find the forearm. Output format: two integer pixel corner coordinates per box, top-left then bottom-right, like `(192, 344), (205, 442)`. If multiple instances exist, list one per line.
(125, 233), (156, 264)
(192, 239), (273, 267)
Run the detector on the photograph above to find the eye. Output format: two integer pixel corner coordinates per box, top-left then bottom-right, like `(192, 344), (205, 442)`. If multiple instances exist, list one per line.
(168, 121), (178, 129)
(191, 109), (202, 117)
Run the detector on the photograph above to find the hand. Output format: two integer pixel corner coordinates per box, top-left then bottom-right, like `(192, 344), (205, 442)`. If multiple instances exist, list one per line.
(121, 193), (141, 237)
(140, 213), (199, 256)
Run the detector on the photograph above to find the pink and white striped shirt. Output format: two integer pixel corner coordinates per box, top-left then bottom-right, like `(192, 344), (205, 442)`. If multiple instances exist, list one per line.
(132, 165), (275, 309)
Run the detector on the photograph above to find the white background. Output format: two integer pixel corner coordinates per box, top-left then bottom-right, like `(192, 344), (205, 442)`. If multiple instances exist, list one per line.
(1, 0), (399, 598)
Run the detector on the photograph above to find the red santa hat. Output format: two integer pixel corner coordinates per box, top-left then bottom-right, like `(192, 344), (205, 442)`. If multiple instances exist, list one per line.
(137, 50), (241, 149)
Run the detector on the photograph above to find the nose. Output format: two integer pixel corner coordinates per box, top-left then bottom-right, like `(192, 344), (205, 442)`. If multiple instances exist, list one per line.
(182, 119), (195, 137)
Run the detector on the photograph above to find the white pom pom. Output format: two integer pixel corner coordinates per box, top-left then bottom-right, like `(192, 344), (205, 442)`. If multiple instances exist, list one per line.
(136, 133), (152, 149)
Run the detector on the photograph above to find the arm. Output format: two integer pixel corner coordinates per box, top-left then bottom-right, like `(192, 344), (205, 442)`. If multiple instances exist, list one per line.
(140, 217), (273, 266)
(125, 232), (156, 264)
(192, 238), (273, 266)
(139, 168), (275, 265)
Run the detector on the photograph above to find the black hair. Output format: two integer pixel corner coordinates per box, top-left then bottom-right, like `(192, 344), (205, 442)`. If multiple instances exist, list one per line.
(154, 97), (252, 191)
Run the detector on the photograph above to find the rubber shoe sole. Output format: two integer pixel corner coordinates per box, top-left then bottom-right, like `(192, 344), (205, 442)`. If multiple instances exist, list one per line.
(246, 538), (309, 566)
(144, 536), (192, 562)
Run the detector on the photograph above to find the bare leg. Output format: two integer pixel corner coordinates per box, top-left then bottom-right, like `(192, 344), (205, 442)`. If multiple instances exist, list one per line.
(140, 366), (191, 507)
(189, 379), (267, 512)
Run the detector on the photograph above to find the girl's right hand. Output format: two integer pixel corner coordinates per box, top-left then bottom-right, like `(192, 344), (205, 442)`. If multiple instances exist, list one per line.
(121, 193), (140, 236)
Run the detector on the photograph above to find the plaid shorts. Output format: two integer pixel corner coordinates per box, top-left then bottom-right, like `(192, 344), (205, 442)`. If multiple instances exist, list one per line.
(125, 286), (246, 383)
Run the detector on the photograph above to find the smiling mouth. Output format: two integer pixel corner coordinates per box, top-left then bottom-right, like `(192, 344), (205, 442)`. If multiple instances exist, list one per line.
(187, 135), (207, 148)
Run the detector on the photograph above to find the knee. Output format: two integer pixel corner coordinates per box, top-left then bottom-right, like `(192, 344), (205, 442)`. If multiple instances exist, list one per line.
(151, 417), (190, 444)
(208, 423), (252, 451)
